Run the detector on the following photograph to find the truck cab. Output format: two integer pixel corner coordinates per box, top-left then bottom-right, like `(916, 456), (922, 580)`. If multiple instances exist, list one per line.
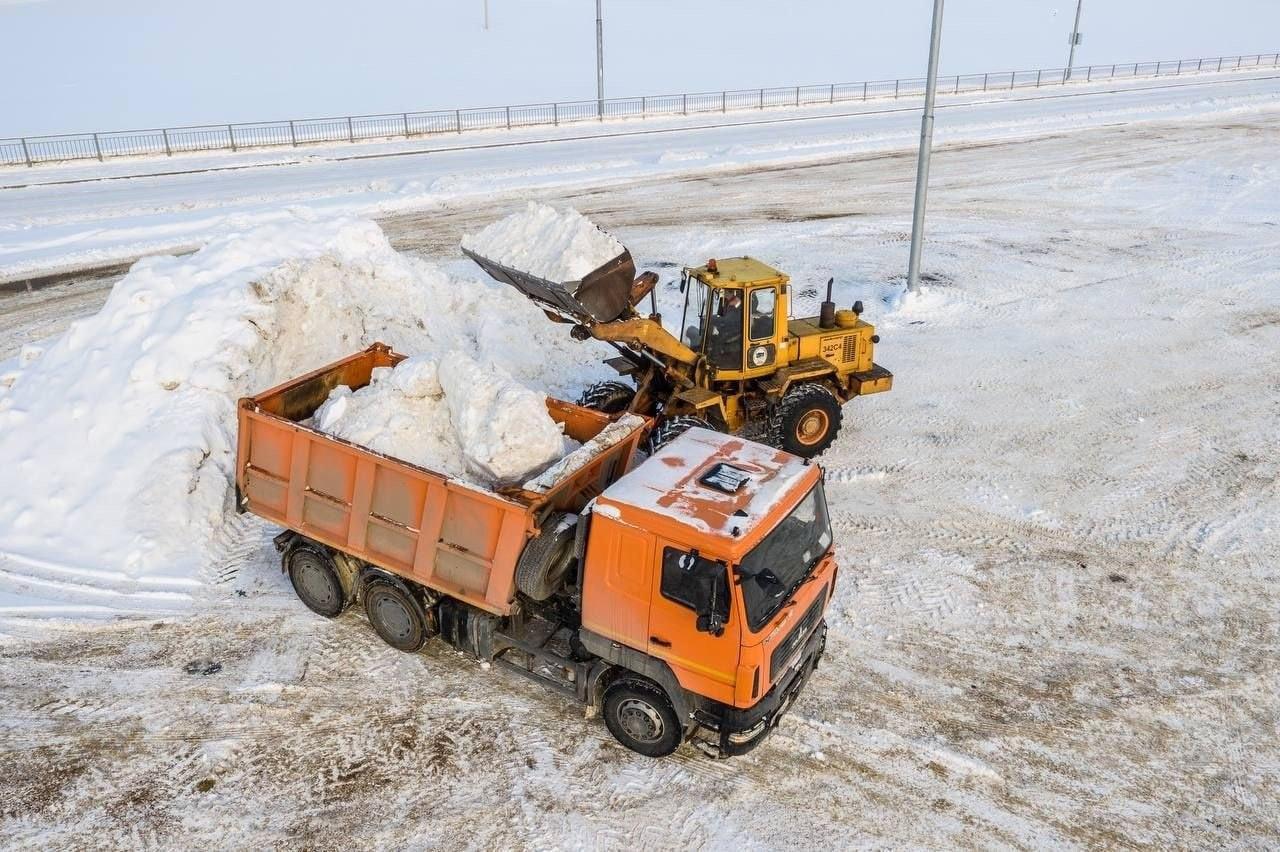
(578, 427), (836, 756)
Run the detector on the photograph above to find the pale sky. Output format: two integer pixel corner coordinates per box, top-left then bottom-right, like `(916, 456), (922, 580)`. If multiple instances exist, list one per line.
(2, 0), (1276, 136)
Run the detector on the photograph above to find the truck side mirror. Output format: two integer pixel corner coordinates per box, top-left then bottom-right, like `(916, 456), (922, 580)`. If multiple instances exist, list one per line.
(692, 562), (728, 636)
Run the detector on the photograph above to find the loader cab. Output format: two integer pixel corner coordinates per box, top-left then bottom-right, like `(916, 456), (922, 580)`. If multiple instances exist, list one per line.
(681, 258), (789, 379)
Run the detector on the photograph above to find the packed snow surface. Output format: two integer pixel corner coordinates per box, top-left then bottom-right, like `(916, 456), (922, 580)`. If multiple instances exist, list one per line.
(460, 202), (625, 282)
(0, 213), (610, 599)
(313, 352), (569, 486)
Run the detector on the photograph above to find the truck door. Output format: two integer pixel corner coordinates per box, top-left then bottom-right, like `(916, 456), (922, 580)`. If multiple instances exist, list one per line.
(646, 544), (741, 706)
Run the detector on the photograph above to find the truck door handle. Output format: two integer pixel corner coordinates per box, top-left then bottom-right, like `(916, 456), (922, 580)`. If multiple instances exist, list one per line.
(650, 636), (672, 647)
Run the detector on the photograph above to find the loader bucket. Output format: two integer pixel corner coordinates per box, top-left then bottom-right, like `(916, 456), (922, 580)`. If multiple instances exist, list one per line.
(463, 247), (636, 324)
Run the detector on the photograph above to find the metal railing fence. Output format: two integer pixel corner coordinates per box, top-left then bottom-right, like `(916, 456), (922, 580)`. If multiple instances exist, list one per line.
(2, 52), (1276, 168)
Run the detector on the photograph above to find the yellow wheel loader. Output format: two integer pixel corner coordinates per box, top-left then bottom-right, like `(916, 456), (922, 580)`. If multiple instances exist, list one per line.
(464, 234), (892, 458)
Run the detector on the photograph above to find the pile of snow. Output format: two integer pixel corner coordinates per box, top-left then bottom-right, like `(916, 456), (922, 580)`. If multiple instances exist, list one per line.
(0, 212), (611, 597)
(461, 202), (625, 282)
(313, 352), (569, 485)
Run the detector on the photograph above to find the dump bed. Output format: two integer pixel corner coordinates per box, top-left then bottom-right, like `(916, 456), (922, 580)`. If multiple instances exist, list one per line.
(235, 343), (646, 616)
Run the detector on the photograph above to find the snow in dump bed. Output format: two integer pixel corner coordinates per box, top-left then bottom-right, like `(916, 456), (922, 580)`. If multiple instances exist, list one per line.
(523, 414), (647, 493)
(460, 202), (625, 282)
(0, 213), (612, 607)
(314, 352), (570, 486)
(599, 427), (813, 537)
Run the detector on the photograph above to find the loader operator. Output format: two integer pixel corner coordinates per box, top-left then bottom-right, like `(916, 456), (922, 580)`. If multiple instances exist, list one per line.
(709, 289), (743, 369)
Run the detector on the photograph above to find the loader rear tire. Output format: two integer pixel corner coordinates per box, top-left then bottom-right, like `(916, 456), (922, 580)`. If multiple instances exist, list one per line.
(770, 383), (843, 458)
(286, 546), (346, 618)
(515, 512), (577, 601)
(364, 582), (427, 652)
(645, 415), (713, 455)
(603, 678), (682, 757)
(578, 380), (635, 415)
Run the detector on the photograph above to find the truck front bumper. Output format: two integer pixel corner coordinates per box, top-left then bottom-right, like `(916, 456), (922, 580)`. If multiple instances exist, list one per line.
(698, 620), (828, 758)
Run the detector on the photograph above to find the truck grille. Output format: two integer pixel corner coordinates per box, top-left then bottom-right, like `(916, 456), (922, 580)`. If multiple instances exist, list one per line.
(770, 588), (826, 681)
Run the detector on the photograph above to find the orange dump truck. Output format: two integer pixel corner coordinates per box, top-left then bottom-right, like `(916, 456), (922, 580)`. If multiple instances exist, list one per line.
(237, 344), (836, 757)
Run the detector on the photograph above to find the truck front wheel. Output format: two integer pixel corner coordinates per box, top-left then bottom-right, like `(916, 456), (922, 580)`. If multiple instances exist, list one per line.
(286, 546), (347, 618)
(603, 679), (682, 757)
(770, 383), (843, 457)
(363, 582), (427, 652)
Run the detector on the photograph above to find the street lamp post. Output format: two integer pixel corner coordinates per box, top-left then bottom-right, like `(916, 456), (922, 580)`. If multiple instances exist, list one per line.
(906, 0), (945, 295)
(1066, 0), (1084, 78)
(596, 0), (605, 119)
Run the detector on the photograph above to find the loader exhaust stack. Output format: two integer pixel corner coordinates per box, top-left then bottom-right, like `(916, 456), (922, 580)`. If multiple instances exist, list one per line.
(819, 277), (837, 329)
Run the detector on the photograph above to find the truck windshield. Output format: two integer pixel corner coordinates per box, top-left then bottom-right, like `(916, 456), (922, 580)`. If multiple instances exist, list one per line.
(737, 482), (832, 632)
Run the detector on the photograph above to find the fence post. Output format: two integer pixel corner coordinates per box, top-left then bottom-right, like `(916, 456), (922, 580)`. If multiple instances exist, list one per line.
(862, 81), (868, 101)
(1036, 69), (1042, 87)
(829, 83), (834, 104)
(794, 86), (800, 106)
(722, 91), (726, 112)
(288, 120), (297, 147)
(682, 93), (687, 115)
(1086, 65), (1092, 82)
(1110, 64), (1116, 78)
(506, 106), (511, 129)
(1011, 72), (1016, 89)
(982, 72), (988, 91)
(553, 103), (558, 126)
(1235, 56), (1241, 68)
(455, 109), (462, 133)
(346, 116), (354, 142)
(1217, 57), (1223, 72)
(894, 79), (899, 99)
(641, 96), (647, 118)
(20, 137), (32, 167)
(1197, 58), (1203, 71)
(92, 132), (104, 161)
(1176, 60), (1183, 74)
(162, 128), (172, 156)
(1155, 61), (1162, 75)
(953, 75), (960, 94)
(227, 125), (236, 152)
(1134, 62), (1139, 76)
(402, 113), (409, 137)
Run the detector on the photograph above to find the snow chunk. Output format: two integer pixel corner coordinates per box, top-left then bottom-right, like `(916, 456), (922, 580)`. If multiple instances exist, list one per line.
(524, 414), (647, 493)
(313, 353), (568, 486)
(460, 202), (624, 282)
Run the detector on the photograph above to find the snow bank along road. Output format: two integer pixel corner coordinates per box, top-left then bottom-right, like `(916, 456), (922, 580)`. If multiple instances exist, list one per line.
(2, 82), (1279, 845)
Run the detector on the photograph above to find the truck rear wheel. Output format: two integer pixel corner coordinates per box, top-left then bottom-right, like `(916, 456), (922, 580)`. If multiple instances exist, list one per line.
(770, 383), (843, 457)
(363, 582), (427, 652)
(515, 512), (577, 601)
(578, 380), (635, 414)
(603, 679), (682, 757)
(286, 546), (346, 618)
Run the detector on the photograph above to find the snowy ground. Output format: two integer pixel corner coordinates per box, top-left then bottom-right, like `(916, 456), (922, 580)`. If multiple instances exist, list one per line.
(2, 79), (1279, 847)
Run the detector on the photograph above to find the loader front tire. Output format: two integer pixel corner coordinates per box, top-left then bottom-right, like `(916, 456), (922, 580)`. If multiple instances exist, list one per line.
(578, 381), (635, 415)
(515, 512), (577, 601)
(645, 415), (713, 455)
(286, 546), (346, 618)
(603, 678), (682, 758)
(771, 383), (843, 458)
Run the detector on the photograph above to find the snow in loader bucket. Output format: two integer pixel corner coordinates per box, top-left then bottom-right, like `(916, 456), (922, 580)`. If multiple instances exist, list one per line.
(461, 246), (637, 324)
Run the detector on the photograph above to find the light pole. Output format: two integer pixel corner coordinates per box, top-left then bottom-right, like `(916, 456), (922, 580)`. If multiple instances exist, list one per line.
(906, 0), (945, 295)
(596, 0), (605, 119)
(1066, 0), (1084, 78)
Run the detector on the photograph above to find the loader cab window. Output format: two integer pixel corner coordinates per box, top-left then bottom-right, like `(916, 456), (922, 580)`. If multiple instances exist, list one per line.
(708, 288), (744, 371)
(681, 278), (710, 352)
(749, 288), (777, 341)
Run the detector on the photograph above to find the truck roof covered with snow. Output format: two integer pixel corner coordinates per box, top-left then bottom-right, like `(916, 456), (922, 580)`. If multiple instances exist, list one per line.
(595, 427), (819, 555)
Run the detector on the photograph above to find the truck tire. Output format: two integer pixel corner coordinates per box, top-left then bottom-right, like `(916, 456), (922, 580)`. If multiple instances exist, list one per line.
(515, 512), (577, 601)
(603, 678), (682, 757)
(578, 380), (635, 414)
(645, 415), (712, 455)
(770, 383), (843, 457)
(286, 546), (347, 618)
(363, 582), (427, 652)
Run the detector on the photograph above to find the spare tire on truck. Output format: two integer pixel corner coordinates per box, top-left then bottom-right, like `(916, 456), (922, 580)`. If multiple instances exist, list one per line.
(515, 512), (578, 601)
